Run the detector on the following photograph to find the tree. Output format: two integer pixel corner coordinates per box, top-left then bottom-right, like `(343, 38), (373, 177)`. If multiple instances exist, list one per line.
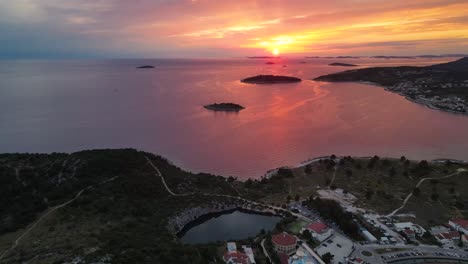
(304, 164), (312, 174)
(330, 154), (336, 159)
(431, 192), (439, 201)
(365, 189), (374, 200)
(345, 169), (353, 178)
(400, 156), (407, 162)
(294, 194), (300, 201)
(321, 252), (334, 264)
(302, 229), (312, 241)
(389, 167), (396, 177)
(413, 187), (420, 196)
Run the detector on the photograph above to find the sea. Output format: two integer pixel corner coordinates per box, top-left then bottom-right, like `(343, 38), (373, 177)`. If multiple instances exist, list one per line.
(1, 57), (467, 179)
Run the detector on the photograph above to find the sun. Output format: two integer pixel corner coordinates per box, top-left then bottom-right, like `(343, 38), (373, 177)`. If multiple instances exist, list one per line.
(272, 48), (280, 56)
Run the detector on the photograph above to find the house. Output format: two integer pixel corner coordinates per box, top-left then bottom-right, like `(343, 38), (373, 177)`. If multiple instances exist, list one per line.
(394, 222), (426, 236)
(223, 242), (252, 264)
(430, 225), (451, 236)
(227, 242), (237, 253)
(436, 231), (460, 245)
(436, 231), (461, 248)
(241, 246), (256, 264)
(223, 252), (251, 264)
(305, 221), (334, 242)
(402, 228), (416, 241)
(360, 228), (378, 242)
(272, 232), (297, 255)
(449, 219), (468, 234)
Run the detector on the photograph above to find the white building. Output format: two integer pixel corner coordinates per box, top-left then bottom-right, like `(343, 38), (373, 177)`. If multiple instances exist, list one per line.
(360, 229), (378, 242)
(305, 222), (334, 242)
(242, 246), (256, 264)
(394, 222), (426, 236)
(449, 219), (468, 234)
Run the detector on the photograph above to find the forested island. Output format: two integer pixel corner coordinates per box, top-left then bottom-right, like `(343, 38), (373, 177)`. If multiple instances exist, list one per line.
(203, 103), (245, 112)
(315, 57), (468, 114)
(136, 65), (155, 69)
(241, 75), (302, 84)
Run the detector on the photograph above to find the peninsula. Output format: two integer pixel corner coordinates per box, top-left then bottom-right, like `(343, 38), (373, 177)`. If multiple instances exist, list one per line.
(241, 75), (302, 84)
(315, 57), (468, 114)
(203, 103), (245, 112)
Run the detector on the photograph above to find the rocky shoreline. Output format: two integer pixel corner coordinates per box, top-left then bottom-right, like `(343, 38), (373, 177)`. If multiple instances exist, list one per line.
(169, 200), (282, 235)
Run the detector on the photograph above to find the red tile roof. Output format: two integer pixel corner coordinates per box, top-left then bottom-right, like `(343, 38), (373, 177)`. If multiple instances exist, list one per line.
(438, 231), (460, 240)
(272, 232), (297, 247)
(355, 257), (364, 263)
(452, 218), (468, 229)
(307, 222), (328, 234)
(403, 229), (415, 235)
(223, 252), (250, 264)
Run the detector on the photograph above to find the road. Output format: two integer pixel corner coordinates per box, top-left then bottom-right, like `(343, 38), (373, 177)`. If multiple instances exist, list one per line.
(0, 176), (119, 261)
(387, 168), (467, 217)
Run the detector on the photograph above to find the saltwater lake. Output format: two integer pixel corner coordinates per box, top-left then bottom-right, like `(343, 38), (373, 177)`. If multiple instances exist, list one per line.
(1, 57), (468, 178)
(180, 210), (281, 244)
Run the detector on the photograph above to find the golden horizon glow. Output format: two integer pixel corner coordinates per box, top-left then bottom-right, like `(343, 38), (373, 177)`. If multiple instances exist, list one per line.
(1, 1), (468, 57)
(272, 48), (280, 56)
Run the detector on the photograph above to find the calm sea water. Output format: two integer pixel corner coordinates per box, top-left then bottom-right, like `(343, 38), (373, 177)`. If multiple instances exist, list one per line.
(1, 57), (468, 178)
(180, 210), (281, 244)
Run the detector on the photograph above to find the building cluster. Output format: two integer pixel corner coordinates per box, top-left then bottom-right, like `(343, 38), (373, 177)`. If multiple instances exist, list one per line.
(270, 232), (325, 264)
(430, 219), (468, 249)
(223, 242), (255, 264)
(390, 79), (468, 113)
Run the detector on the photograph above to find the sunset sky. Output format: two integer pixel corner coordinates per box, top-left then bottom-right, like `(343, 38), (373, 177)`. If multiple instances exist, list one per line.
(1, 0), (467, 58)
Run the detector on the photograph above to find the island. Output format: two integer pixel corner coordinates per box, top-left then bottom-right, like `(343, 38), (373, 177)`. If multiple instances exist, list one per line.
(329, 62), (358, 67)
(136, 65), (155, 69)
(315, 57), (468, 114)
(265, 62), (276, 65)
(241, 75), (302, 84)
(203, 103), (245, 112)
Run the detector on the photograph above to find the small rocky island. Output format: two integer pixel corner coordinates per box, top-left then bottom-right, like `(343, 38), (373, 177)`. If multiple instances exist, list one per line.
(137, 65), (155, 69)
(329, 62), (358, 67)
(203, 103), (245, 112)
(315, 57), (468, 114)
(265, 62), (276, 65)
(241, 75), (302, 84)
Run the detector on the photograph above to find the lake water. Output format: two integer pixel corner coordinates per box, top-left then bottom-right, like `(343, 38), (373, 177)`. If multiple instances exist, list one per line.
(179, 210), (281, 244)
(1, 57), (468, 178)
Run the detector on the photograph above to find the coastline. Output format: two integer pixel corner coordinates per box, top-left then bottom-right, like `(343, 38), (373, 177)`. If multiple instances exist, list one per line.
(352, 81), (467, 116)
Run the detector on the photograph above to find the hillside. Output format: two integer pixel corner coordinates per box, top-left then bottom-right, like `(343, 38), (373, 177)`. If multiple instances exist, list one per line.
(314, 57), (468, 114)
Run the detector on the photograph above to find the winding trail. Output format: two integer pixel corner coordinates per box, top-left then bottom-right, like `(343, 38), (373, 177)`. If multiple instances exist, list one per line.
(328, 166), (338, 189)
(0, 176), (119, 261)
(386, 168), (467, 217)
(144, 156), (313, 222)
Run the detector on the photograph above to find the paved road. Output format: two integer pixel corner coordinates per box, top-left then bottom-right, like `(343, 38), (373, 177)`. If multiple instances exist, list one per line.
(0, 176), (119, 261)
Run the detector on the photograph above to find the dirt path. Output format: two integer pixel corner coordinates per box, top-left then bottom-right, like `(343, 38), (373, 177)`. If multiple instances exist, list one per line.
(386, 169), (467, 217)
(144, 156), (314, 222)
(0, 176), (119, 261)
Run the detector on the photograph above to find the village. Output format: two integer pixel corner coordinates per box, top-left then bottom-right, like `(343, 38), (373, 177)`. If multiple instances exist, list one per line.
(220, 186), (468, 264)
